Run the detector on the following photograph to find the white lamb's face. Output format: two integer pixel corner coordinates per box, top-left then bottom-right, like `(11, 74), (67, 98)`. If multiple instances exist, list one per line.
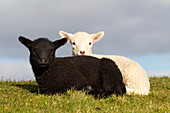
(70, 32), (93, 56)
(59, 31), (104, 56)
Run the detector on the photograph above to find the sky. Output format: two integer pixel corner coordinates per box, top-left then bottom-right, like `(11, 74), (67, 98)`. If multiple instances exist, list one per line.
(0, 0), (170, 81)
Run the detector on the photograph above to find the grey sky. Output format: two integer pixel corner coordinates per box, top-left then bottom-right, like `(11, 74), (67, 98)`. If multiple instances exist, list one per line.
(0, 0), (170, 59)
(0, 0), (170, 81)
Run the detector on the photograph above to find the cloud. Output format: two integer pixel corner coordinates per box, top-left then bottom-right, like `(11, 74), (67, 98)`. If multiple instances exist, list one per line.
(0, 0), (169, 81)
(0, 0), (170, 59)
(149, 0), (170, 6)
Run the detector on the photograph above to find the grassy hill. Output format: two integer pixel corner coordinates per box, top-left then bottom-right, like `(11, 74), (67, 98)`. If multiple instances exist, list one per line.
(0, 77), (169, 112)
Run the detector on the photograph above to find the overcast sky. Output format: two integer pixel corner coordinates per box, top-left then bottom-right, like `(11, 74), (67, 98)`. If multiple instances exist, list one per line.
(0, 0), (170, 81)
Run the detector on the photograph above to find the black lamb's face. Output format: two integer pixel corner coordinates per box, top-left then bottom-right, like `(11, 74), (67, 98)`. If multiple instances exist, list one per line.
(18, 36), (67, 68)
(29, 39), (56, 68)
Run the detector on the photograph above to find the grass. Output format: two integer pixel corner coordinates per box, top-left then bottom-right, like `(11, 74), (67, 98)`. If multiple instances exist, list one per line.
(0, 77), (169, 112)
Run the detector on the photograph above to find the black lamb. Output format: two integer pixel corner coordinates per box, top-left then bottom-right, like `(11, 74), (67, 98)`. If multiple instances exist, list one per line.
(18, 36), (126, 96)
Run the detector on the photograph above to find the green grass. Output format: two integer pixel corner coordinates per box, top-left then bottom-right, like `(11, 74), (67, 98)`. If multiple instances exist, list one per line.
(0, 77), (169, 112)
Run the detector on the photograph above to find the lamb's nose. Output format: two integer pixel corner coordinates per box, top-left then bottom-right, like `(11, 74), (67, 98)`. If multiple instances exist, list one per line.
(80, 51), (85, 55)
(41, 58), (46, 63)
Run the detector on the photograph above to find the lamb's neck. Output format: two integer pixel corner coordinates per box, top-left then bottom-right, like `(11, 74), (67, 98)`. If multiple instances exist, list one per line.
(30, 58), (56, 77)
(89, 52), (93, 55)
(31, 65), (48, 77)
(88, 51), (93, 56)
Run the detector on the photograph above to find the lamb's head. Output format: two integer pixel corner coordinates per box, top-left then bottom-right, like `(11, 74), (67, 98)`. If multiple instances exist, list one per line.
(59, 31), (104, 56)
(18, 36), (67, 68)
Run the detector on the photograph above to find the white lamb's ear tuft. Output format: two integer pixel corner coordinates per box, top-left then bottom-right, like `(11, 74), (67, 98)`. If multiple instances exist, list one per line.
(91, 31), (104, 43)
(59, 31), (73, 42)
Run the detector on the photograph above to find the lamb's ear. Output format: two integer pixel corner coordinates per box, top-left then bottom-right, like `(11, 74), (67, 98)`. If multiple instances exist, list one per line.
(53, 38), (67, 49)
(91, 31), (104, 43)
(18, 36), (32, 48)
(59, 31), (73, 42)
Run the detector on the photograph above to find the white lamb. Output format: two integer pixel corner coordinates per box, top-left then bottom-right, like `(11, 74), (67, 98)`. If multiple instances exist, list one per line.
(59, 31), (150, 95)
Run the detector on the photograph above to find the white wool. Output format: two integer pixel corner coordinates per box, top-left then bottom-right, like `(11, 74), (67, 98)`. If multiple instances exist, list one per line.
(59, 31), (150, 95)
(91, 54), (150, 95)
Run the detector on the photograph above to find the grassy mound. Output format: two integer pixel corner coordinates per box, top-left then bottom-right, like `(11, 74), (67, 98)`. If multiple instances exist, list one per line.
(0, 77), (169, 112)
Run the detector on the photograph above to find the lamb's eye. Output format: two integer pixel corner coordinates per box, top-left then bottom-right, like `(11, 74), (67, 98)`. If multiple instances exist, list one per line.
(72, 42), (76, 45)
(50, 49), (54, 52)
(33, 48), (37, 52)
(32, 48), (37, 55)
(89, 42), (92, 45)
(49, 49), (54, 56)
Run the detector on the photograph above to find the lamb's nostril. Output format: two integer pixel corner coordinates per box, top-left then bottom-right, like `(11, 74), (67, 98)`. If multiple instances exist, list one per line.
(41, 58), (46, 63)
(80, 51), (85, 55)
